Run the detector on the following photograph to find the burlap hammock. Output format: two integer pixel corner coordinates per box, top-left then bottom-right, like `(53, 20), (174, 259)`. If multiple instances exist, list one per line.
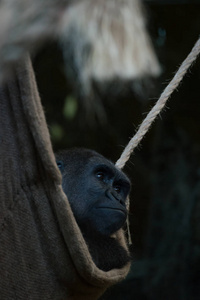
(0, 55), (130, 299)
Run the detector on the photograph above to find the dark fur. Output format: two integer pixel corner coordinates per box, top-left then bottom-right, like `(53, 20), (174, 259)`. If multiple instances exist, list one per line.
(84, 231), (131, 272)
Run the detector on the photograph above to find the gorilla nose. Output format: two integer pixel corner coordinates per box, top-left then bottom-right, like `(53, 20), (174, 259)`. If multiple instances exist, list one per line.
(106, 190), (125, 207)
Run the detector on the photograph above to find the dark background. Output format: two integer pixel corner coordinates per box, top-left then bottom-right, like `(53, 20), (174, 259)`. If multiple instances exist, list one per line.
(33, 2), (200, 299)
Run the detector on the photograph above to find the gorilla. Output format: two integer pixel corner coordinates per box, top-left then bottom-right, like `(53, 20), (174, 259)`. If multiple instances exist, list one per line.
(56, 148), (131, 271)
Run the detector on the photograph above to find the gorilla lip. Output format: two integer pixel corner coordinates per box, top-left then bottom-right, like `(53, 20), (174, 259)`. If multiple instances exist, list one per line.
(97, 207), (126, 214)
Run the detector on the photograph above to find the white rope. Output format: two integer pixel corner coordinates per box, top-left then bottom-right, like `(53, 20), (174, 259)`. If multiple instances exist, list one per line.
(116, 37), (200, 245)
(116, 37), (200, 169)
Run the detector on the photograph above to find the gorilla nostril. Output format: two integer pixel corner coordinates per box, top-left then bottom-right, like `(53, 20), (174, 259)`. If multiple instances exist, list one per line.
(120, 199), (125, 206)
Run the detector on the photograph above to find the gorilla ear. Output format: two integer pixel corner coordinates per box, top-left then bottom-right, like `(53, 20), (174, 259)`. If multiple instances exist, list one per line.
(56, 160), (64, 172)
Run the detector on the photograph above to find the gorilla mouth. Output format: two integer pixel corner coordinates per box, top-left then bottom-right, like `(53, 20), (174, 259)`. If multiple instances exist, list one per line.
(97, 207), (126, 214)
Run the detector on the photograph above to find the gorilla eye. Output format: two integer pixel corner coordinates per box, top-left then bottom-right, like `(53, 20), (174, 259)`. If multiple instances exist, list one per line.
(114, 185), (121, 193)
(96, 171), (105, 181)
(56, 160), (64, 171)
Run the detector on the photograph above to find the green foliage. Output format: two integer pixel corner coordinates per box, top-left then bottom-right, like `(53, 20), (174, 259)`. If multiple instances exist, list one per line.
(50, 123), (64, 142)
(63, 95), (78, 120)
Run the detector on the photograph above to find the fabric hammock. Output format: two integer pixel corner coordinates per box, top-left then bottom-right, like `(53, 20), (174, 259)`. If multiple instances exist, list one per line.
(0, 55), (130, 300)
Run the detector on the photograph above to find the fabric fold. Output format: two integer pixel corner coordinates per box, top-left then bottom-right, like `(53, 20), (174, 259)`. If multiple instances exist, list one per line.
(0, 55), (130, 300)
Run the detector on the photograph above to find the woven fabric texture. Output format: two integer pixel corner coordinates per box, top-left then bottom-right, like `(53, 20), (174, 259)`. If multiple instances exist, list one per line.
(0, 56), (130, 300)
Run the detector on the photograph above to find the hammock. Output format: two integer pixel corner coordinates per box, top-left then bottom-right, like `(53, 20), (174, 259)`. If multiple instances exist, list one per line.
(0, 55), (130, 300)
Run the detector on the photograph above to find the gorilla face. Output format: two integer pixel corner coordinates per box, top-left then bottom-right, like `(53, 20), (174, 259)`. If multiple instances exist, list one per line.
(56, 148), (130, 237)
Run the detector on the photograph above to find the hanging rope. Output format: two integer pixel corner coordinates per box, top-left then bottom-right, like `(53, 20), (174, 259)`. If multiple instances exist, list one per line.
(116, 36), (200, 169)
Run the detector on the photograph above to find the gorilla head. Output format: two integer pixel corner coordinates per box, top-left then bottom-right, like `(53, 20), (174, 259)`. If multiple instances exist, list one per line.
(56, 148), (131, 271)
